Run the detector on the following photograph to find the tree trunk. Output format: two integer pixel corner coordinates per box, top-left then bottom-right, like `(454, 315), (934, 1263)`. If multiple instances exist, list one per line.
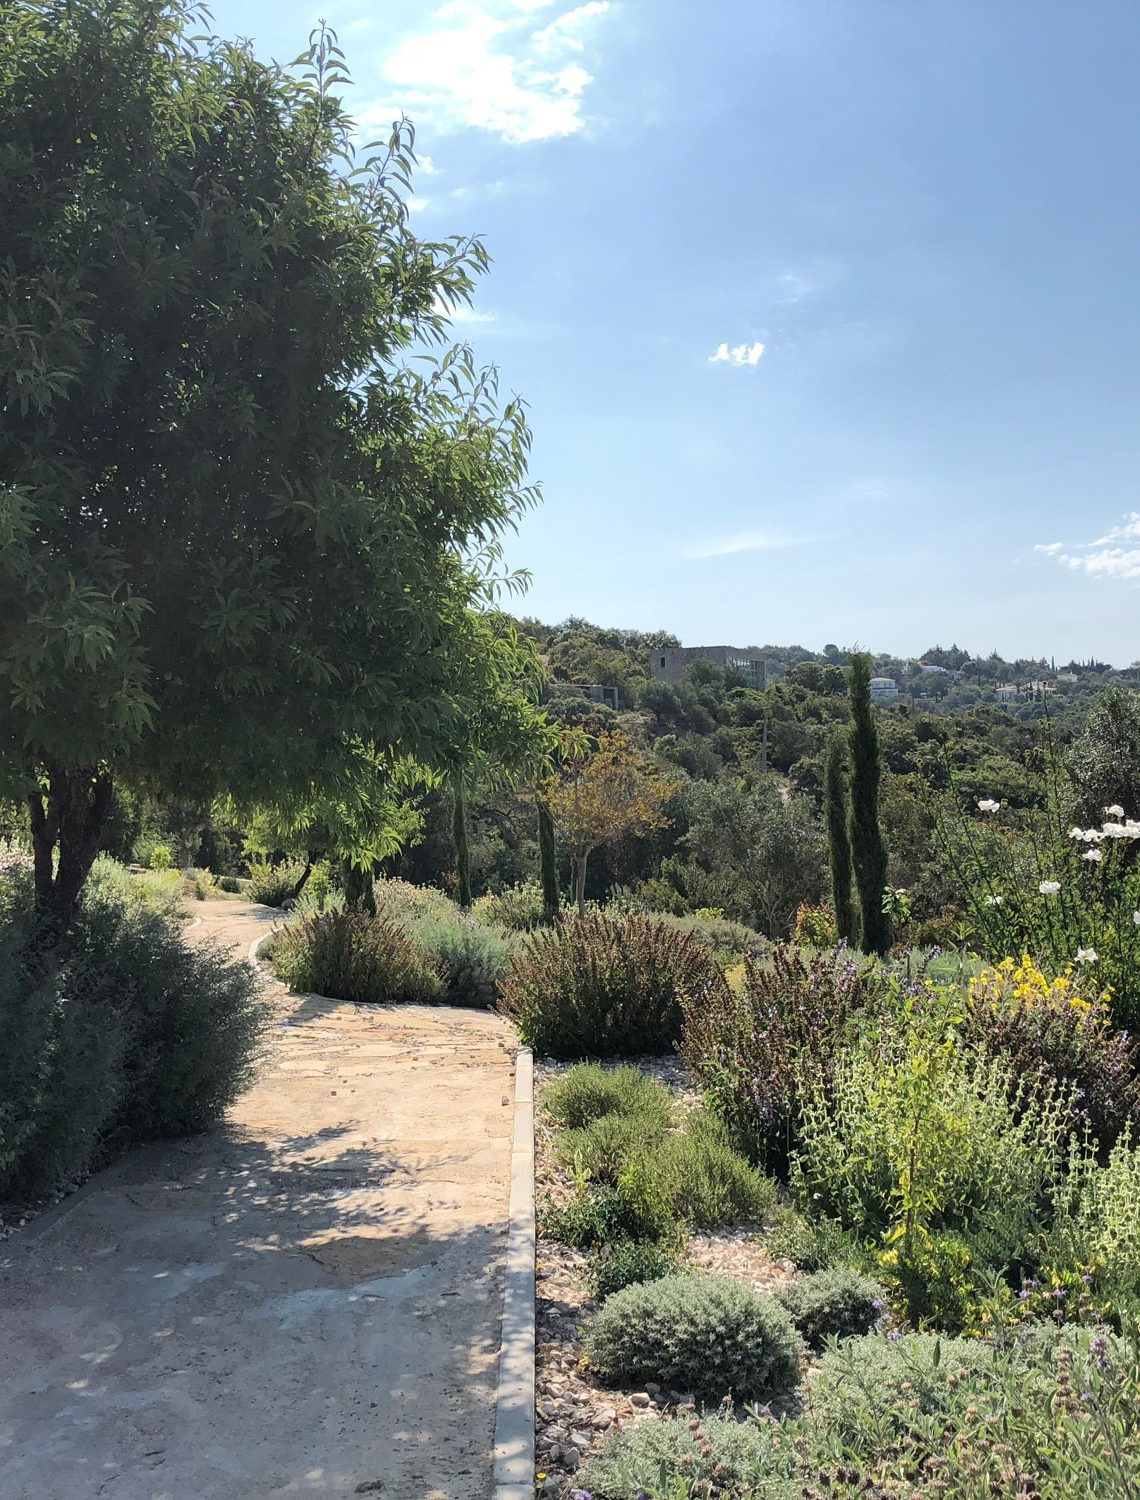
(574, 853), (588, 916)
(27, 762), (114, 939)
(452, 779), (472, 909)
(847, 654), (890, 956)
(537, 800), (559, 923)
(288, 855), (315, 903)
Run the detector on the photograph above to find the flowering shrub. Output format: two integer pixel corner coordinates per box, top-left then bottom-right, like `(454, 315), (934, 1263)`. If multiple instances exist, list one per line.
(679, 944), (882, 1176)
(269, 908), (441, 1003)
(1049, 1133), (1140, 1313)
(498, 911), (729, 1058)
(470, 879), (547, 931)
(774, 1267), (890, 1349)
(793, 900), (839, 948)
(967, 956), (1140, 1152)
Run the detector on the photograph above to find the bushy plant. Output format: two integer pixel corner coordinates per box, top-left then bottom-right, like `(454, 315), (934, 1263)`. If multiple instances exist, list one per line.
(764, 1205), (857, 1272)
(1050, 1132), (1140, 1309)
(500, 910), (729, 1058)
(543, 1062), (674, 1131)
(679, 943), (880, 1175)
(89, 855), (186, 920)
(373, 877), (460, 925)
(793, 900), (840, 948)
(578, 1408), (802, 1500)
(585, 1272), (804, 1403)
(556, 1110), (668, 1183)
(217, 874), (244, 894)
(407, 915), (514, 1008)
(148, 842), (173, 870)
(774, 1267), (889, 1349)
(247, 857), (306, 909)
(0, 866), (268, 1200)
(627, 1110), (776, 1230)
(269, 908), (441, 1004)
(541, 1181), (672, 1249)
(586, 1238), (679, 1300)
(470, 879), (547, 931)
(967, 956), (1140, 1152)
(655, 911), (771, 967)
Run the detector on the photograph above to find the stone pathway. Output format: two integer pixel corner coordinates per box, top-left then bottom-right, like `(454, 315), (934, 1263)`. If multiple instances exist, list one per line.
(0, 901), (519, 1500)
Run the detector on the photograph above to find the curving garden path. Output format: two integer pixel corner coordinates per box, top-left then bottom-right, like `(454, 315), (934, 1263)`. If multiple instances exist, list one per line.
(0, 900), (519, 1500)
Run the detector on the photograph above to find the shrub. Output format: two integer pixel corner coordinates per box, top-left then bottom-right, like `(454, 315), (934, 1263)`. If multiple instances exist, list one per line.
(585, 1239), (679, 1300)
(89, 855), (186, 920)
(628, 1110), (776, 1229)
(764, 1205), (856, 1272)
(556, 1111), (667, 1184)
(407, 915), (514, 1008)
(578, 1409), (802, 1500)
(774, 1267), (888, 1349)
(183, 866), (217, 900)
(0, 868), (269, 1200)
(373, 877), (458, 924)
(793, 900), (839, 948)
(217, 874), (244, 894)
(269, 908), (441, 1004)
(246, 857), (306, 909)
(585, 1273), (804, 1403)
(543, 1063), (674, 1131)
(148, 842), (173, 870)
(656, 911), (771, 967)
(499, 910), (730, 1058)
(967, 956), (1140, 1153)
(1050, 1132), (1140, 1308)
(679, 943), (880, 1175)
(541, 1181), (672, 1249)
(470, 879), (547, 931)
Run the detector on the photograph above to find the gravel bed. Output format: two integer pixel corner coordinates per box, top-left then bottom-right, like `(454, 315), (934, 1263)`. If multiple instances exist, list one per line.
(533, 1057), (794, 1496)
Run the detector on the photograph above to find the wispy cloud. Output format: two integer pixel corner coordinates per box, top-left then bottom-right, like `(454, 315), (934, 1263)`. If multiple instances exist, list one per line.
(1035, 513), (1140, 580)
(709, 340), (765, 367)
(688, 531), (805, 560)
(431, 296), (498, 325)
(371, 1), (613, 145)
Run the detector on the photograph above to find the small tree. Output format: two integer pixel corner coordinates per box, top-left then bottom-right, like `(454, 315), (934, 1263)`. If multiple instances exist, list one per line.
(824, 736), (857, 944)
(848, 654), (890, 955)
(543, 731), (675, 914)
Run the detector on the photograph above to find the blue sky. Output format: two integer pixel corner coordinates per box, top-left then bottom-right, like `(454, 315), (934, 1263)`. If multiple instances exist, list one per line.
(217, 0), (1140, 663)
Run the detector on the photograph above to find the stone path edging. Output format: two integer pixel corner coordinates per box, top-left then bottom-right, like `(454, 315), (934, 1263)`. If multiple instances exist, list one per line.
(492, 1044), (536, 1500)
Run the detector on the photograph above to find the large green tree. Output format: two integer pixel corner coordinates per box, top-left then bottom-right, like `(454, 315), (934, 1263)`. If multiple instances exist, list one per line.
(0, 2), (546, 931)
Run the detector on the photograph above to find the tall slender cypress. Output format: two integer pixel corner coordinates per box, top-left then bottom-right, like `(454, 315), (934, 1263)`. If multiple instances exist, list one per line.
(452, 778), (472, 909)
(537, 800), (560, 922)
(824, 736), (857, 944)
(848, 652), (890, 956)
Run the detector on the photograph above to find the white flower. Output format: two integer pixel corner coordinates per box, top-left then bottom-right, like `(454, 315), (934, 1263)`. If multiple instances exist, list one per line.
(1105, 804), (1125, 818)
(1102, 823), (1130, 838)
(985, 894), (1005, 906)
(1082, 848), (1103, 863)
(1076, 947), (1099, 964)
(1134, 910), (1140, 927)
(1070, 827), (1085, 840)
(977, 798), (1001, 814)
(1039, 880), (1061, 896)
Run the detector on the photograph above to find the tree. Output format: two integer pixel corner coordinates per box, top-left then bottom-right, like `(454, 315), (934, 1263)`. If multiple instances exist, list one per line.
(537, 800), (559, 922)
(824, 737), (857, 944)
(848, 653), (890, 955)
(0, 4), (547, 933)
(543, 731), (675, 914)
(452, 778), (472, 909)
(1068, 687), (1140, 825)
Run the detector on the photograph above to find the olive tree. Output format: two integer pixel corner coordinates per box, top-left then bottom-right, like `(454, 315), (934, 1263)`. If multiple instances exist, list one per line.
(0, 2), (546, 932)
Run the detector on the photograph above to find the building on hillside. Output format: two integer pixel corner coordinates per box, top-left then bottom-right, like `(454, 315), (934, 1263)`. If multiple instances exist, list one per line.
(651, 645), (766, 690)
(554, 683), (621, 711)
(917, 662), (950, 674)
(1057, 672), (1079, 684)
(995, 683), (1019, 702)
(870, 676), (900, 701)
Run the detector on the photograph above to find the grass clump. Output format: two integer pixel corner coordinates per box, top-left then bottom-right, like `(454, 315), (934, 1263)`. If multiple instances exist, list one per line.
(586, 1272), (803, 1404)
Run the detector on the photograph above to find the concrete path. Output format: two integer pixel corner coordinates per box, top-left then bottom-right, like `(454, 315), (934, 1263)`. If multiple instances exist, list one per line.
(0, 901), (518, 1500)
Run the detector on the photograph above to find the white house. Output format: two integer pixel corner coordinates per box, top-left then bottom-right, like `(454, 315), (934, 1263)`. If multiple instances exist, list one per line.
(995, 683), (1019, 702)
(870, 676), (900, 701)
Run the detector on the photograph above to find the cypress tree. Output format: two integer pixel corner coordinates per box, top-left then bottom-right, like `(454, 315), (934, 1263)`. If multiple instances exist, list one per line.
(848, 653), (890, 956)
(537, 800), (560, 922)
(452, 778), (472, 909)
(824, 736), (857, 944)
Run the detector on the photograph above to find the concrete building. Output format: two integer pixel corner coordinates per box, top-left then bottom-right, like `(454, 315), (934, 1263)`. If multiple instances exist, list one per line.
(870, 676), (900, 701)
(547, 683), (621, 711)
(651, 645), (766, 690)
(995, 683), (1019, 702)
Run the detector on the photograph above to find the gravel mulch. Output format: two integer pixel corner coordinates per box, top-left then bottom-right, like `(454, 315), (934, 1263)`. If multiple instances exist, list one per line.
(533, 1057), (794, 1496)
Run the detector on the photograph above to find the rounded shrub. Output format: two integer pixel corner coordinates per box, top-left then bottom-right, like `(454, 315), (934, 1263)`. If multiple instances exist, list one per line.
(246, 857), (307, 909)
(585, 1239), (678, 1300)
(774, 1267), (888, 1349)
(578, 1409), (801, 1500)
(269, 908), (440, 1004)
(408, 915), (514, 1007)
(498, 910), (730, 1058)
(543, 1062), (674, 1131)
(541, 1181), (673, 1249)
(585, 1272), (804, 1403)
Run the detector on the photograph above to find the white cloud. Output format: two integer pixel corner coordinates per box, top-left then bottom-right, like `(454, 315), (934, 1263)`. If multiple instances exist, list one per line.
(1035, 513), (1140, 580)
(431, 296), (498, 324)
(373, 1), (612, 144)
(709, 340), (765, 367)
(688, 531), (804, 560)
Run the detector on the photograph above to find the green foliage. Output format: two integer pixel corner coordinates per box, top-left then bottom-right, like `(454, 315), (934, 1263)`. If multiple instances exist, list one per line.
(0, 860), (268, 1199)
(1050, 1133), (1140, 1309)
(848, 654), (890, 956)
(148, 843), (173, 871)
(543, 1063), (675, 1131)
(585, 1239), (679, 1300)
(764, 1205), (858, 1272)
(824, 735), (857, 945)
(578, 1408), (802, 1500)
(269, 909), (441, 1004)
(541, 1182), (672, 1249)
(585, 1273), (804, 1404)
(470, 879), (548, 931)
(655, 911), (770, 967)
(627, 1111), (777, 1230)
(89, 854), (186, 921)
(451, 779), (472, 909)
(374, 878), (459, 925)
(793, 900), (839, 948)
(774, 1268), (889, 1349)
(408, 915), (514, 1008)
(247, 858), (306, 910)
(680, 944), (880, 1176)
(0, 1), (547, 929)
(556, 1111), (668, 1183)
(499, 910), (729, 1058)
(537, 800), (560, 921)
